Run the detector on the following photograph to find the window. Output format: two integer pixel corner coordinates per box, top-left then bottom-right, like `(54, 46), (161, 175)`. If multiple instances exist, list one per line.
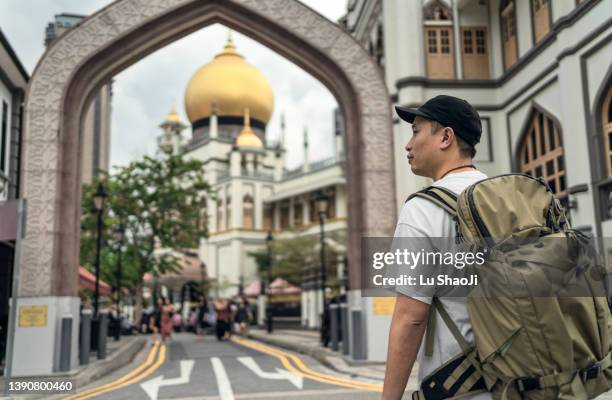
(225, 195), (231, 229)
(532, 0), (551, 43)
(501, 1), (518, 70)
(519, 110), (566, 199)
(1, 101), (7, 174)
(216, 198), (223, 231)
(243, 194), (254, 229)
(280, 200), (289, 229)
(425, 27), (455, 79)
(263, 203), (274, 231)
(424, 1), (454, 79)
(461, 27), (490, 79)
(294, 202), (303, 227)
(602, 87), (612, 177)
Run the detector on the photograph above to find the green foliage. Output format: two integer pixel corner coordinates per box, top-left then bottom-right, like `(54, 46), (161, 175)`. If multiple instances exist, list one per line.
(80, 154), (213, 291)
(248, 230), (346, 288)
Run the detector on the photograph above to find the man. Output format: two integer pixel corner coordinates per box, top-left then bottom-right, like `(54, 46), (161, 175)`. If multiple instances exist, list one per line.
(382, 95), (491, 400)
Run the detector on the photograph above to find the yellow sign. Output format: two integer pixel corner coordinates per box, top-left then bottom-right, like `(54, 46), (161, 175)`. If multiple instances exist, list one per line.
(373, 297), (396, 316)
(18, 305), (48, 327)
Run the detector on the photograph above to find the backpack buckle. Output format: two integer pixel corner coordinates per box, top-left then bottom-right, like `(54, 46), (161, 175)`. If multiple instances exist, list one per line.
(580, 364), (601, 382)
(516, 377), (541, 392)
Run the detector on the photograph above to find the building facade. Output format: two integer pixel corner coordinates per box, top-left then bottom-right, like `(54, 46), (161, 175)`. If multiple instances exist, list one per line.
(342, 0), (611, 360)
(45, 13), (112, 184)
(0, 27), (27, 373)
(157, 35), (348, 305)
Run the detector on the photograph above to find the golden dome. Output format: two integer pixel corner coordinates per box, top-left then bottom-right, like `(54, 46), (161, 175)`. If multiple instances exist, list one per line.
(184, 33), (274, 125)
(236, 109), (263, 148)
(166, 107), (181, 124)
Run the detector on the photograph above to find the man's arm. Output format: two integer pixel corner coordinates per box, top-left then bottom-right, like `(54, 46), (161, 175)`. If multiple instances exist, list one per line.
(383, 295), (430, 400)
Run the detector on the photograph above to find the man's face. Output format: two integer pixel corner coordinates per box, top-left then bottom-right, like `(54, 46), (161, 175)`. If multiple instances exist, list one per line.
(405, 116), (442, 178)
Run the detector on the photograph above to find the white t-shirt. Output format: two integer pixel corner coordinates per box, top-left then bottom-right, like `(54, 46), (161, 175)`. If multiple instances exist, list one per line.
(393, 170), (492, 400)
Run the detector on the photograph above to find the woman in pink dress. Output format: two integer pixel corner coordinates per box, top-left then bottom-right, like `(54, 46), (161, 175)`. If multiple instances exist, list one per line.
(160, 297), (174, 342)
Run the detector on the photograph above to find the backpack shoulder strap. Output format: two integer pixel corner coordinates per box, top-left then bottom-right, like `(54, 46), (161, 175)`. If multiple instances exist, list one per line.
(406, 186), (458, 217)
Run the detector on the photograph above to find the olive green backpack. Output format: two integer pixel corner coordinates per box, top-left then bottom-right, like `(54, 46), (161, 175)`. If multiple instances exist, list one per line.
(408, 174), (612, 400)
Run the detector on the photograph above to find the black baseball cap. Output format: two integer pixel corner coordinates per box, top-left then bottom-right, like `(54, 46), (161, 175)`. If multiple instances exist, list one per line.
(395, 95), (482, 146)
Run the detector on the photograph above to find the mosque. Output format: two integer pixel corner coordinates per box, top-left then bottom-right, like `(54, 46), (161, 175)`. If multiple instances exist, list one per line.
(155, 33), (348, 310)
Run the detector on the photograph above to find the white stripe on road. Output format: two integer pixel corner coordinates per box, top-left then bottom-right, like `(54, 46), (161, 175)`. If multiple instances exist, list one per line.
(211, 357), (235, 400)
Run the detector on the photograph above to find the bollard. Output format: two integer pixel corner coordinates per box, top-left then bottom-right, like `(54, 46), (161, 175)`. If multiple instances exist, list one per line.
(266, 307), (273, 334)
(330, 303), (339, 351)
(97, 312), (108, 360)
(351, 309), (365, 360)
(340, 303), (349, 355)
(59, 316), (72, 372)
(80, 310), (91, 365)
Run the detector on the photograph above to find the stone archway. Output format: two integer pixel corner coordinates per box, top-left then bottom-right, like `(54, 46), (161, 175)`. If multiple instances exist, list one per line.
(16, 0), (394, 373)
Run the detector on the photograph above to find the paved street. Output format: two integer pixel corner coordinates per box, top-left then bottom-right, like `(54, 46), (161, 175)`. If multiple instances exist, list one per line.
(71, 333), (383, 400)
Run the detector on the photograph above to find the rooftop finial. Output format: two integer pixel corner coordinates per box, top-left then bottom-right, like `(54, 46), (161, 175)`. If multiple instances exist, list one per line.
(244, 108), (250, 127)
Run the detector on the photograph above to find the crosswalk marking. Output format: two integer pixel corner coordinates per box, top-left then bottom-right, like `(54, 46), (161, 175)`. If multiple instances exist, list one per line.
(211, 357), (235, 400)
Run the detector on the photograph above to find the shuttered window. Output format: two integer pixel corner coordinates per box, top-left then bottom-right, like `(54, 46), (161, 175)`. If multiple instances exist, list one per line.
(519, 110), (566, 198)
(532, 0), (551, 43)
(461, 27), (490, 79)
(425, 26), (455, 79)
(501, 1), (518, 70)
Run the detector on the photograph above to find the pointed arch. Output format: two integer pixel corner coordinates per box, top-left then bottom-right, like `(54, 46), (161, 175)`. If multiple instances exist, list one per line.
(20, 0), (394, 296)
(516, 103), (567, 198)
(243, 193), (254, 230)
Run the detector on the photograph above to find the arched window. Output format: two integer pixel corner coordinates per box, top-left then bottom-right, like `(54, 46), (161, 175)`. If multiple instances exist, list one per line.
(532, 0), (551, 43)
(243, 194), (254, 229)
(500, 0), (518, 70)
(602, 87), (612, 177)
(216, 198), (223, 231)
(424, 0), (455, 79)
(280, 200), (290, 229)
(519, 109), (567, 199)
(225, 195), (231, 229)
(263, 203), (274, 231)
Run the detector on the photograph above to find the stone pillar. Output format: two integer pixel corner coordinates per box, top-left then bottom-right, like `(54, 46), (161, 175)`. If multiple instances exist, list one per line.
(254, 183), (263, 230)
(230, 149), (241, 177)
(452, 0), (463, 79)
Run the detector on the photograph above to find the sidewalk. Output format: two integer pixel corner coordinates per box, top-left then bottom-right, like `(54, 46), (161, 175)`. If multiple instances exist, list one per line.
(247, 328), (419, 390)
(0, 334), (146, 398)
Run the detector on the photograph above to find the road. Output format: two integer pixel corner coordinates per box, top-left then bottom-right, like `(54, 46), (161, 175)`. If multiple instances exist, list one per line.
(66, 333), (383, 400)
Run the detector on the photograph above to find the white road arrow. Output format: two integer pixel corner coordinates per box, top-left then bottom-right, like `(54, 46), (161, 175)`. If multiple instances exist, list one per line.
(238, 356), (303, 389)
(141, 359), (195, 400)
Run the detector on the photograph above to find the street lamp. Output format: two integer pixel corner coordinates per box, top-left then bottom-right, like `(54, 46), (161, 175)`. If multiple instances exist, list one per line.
(315, 191), (328, 342)
(92, 182), (107, 318)
(265, 231), (274, 333)
(114, 223), (125, 341)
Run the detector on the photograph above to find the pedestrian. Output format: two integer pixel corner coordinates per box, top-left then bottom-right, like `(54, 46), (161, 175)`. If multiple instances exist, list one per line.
(383, 95), (489, 399)
(196, 297), (209, 336)
(214, 298), (231, 341)
(172, 308), (183, 332)
(159, 297), (174, 342)
(234, 297), (251, 338)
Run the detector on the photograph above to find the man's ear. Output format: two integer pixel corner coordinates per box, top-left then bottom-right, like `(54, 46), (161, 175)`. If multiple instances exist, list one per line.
(439, 127), (454, 150)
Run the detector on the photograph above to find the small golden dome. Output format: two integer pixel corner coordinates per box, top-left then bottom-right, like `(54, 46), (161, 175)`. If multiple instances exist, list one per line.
(166, 107), (181, 124)
(184, 32), (274, 125)
(236, 109), (263, 148)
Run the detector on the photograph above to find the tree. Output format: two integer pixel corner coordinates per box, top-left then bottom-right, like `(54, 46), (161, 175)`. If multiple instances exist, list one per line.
(248, 230), (346, 289)
(80, 154), (213, 317)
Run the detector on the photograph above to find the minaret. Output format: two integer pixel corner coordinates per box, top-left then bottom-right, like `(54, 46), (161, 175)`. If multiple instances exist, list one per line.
(210, 98), (218, 139)
(274, 113), (286, 181)
(158, 106), (186, 155)
(302, 126), (310, 173)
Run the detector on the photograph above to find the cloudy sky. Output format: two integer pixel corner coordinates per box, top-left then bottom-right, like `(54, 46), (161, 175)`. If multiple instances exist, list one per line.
(0, 0), (348, 170)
